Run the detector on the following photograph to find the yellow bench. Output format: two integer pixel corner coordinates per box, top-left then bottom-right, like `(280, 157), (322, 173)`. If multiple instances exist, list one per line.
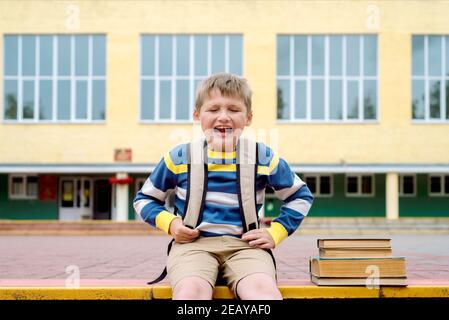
(1, 285), (448, 300)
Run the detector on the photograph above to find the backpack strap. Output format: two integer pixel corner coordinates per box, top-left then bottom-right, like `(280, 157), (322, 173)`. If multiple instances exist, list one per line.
(236, 138), (259, 232)
(147, 238), (174, 285)
(183, 138), (208, 228)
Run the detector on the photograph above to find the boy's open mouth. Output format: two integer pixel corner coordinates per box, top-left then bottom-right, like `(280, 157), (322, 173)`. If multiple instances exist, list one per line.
(213, 127), (233, 135)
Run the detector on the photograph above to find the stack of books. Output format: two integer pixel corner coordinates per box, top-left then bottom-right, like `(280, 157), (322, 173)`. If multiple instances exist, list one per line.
(309, 238), (407, 286)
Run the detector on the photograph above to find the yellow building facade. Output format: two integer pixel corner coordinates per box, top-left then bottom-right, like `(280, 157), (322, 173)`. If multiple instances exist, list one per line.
(1, 0), (448, 221)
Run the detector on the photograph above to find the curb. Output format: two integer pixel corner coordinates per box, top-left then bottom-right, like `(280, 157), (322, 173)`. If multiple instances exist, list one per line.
(1, 285), (448, 300)
(0, 287), (152, 300)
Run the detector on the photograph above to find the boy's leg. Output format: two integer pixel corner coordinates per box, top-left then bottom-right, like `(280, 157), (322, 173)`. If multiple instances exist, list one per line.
(235, 273), (282, 300)
(172, 276), (214, 300)
(167, 237), (220, 300)
(220, 237), (282, 300)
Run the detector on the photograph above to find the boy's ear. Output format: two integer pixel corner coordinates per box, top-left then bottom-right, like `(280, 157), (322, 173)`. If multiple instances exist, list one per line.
(193, 109), (200, 121)
(246, 111), (253, 126)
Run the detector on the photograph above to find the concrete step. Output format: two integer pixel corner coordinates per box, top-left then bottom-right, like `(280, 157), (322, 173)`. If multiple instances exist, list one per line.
(0, 221), (155, 235)
(1, 218), (449, 235)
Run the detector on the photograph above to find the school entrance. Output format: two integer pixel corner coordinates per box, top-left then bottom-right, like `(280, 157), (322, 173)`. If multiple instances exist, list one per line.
(59, 177), (112, 221)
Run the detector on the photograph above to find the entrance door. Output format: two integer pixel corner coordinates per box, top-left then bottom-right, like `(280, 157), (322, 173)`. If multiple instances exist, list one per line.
(59, 177), (92, 221)
(93, 179), (112, 220)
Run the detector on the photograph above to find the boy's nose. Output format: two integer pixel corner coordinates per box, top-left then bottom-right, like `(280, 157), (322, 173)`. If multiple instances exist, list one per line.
(217, 110), (231, 120)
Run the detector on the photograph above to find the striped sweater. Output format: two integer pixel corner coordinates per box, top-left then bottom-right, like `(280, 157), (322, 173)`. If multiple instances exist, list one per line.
(133, 142), (314, 246)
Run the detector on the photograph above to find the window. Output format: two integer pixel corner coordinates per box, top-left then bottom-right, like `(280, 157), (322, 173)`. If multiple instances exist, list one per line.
(304, 174), (333, 197)
(345, 174), (375, 197)
(3, 35), (106, 122)
(277, 35), (378, 122)
(140, 34), (243, 122)
(399, 175), (416, 197)
(9, 174), (38, 199)
(428, 174), (449, 196)
(412, 35), (449, 122)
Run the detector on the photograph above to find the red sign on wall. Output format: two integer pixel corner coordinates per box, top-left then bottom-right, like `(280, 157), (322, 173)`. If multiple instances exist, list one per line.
(39, 175), (57, 201)
(114, 148), (132, 162)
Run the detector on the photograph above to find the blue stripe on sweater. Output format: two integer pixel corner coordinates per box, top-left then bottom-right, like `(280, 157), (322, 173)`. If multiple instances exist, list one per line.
(272, 206), (306, 236)
(285, 185), (314, 205)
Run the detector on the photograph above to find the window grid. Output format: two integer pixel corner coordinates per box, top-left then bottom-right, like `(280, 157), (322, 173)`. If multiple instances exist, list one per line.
(412, 35), (449, 122)
(324, 36), (329, 121)
(8, 174), (39, 200)
(140, 34), (243, 122)
(428, 174), (449, 197)
(52, 37), (57, 121)
(277, 35), (378, 123)
(345, 174), (375, 197)
(399, 174), (417, 197)
(3, 35), (106, 123)
(35, 36), (40, 121)
(304, 174), (333, 198)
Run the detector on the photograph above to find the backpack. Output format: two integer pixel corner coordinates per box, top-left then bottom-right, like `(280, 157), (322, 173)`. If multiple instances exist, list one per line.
(147, 137), (276, 285)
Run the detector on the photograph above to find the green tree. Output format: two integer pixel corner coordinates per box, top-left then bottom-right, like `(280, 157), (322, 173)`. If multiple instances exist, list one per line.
(4, 94), (17, 119)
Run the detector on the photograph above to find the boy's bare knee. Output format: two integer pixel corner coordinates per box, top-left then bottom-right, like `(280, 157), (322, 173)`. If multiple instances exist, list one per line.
(173, 276), (213, 300)
(236, 273), (282, 300)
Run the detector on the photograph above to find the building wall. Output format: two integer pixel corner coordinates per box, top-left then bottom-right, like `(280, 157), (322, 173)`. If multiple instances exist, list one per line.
(1, 1), (448, 220)
(0, 174), (138, 220)
(399, 174), (449, 217)
(266, 174), (386, 217)
(0, 0), (449, 166)
(307, 174), (386, 217)
(265, 174), (449, 217)
(0, 174), (58, 219)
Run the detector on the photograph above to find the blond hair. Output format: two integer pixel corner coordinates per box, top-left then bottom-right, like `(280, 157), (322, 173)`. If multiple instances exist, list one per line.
(194, 73), (252, 112)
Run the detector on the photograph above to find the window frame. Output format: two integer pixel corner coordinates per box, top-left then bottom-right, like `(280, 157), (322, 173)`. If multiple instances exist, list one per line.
(3, 34), (107, 124)
(345, 174), (375, 197)
(304, 174), (333, 198)
(411, 35), (449, 123)
(276, 34), (379, 123)
(8, 174), (39, 200)
(139, 34), (244, 123)
(428, 174), (449, 197)
(399, 174), (417, 197)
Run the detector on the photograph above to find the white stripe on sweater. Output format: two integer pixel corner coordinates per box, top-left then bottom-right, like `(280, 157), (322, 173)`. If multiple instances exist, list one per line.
(196, 222), (243, 235)
(274, 174), (305, 201)
(141, 178), (168, 202)
(133, 199), (153, 220)
(176, 187), (266, 205)
(284, 198), (312, 216)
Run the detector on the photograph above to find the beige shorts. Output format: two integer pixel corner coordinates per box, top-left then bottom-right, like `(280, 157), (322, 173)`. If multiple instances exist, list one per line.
(167, 236), (276, 295)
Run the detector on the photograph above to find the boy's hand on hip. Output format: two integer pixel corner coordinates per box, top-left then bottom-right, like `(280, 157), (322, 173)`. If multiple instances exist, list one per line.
(241, 229), (275, 249)
(169, 218), (200, 243)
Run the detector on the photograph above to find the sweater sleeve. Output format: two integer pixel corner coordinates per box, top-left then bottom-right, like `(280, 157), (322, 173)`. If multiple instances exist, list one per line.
(133, 149), (181, 235)
(262, 147), (314, 246)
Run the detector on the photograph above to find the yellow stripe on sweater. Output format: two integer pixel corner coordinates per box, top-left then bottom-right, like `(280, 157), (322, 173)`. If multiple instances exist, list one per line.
(164, 151), (279, 175)
(164, 152), (188, 174)
(266, 222), (289, 247)
(257, 154), (280, 175)
(155, 210), (179, 235)
(207, 164), (237, 172)
(207, 149), (237, 159)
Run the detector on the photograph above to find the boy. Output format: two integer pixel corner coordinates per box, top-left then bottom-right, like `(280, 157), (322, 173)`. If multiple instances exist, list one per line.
(134, 73), (313, 300)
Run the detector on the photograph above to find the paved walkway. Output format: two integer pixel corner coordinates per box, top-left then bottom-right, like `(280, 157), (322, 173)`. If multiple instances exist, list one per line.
(2, 219), (449, 299)
(1, 234), (449, 287)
